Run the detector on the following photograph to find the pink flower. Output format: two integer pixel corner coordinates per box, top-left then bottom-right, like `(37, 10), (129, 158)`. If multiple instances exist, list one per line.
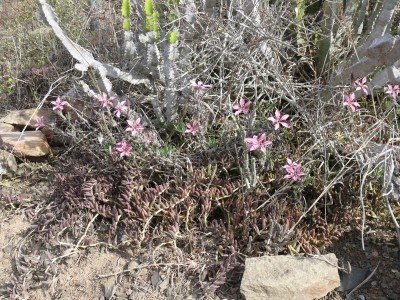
(113, 140), (132, 158)
(354, 77), (369, 95)
(51, 97), (68, 111)
(34, 116), (45, 130)
(113, 101), (128, 118)
(259, 136), (273, 153)
(145, 131), (156, 145)
(267, 110), (289, 130)
(283, 159), (305, 181)
(190, 80), (212, 94)
(184, 122), (199, 136)
(343, 93), (360, 112)
(232, 98), (251, 115)
(283, 158), (298, 171)
(385, 84), (400, 99)
(98, 92), (116, 108)
(125, 118), (144, 136)
(245, 133), (272, 153)
(244, 135), (259, 151)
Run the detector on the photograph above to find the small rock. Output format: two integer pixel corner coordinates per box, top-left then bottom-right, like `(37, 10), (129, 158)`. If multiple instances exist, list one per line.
(0, 131), (52, 159)
(0, 150), (18, 178)
(151, 271), (161, 287)
(159, 278), (169, 292)
(2, 244), (13, 254)
(240, 254), (340, 300)
(337, 264), (372, 292)
(103, 280), (117, 300)
(126, 260), (139, 273)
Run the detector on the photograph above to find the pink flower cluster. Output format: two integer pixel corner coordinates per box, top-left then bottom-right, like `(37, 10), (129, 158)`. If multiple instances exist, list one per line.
(238, 105), (303, 181)
(45, 93), (159, 161)
(98, 92), (129, 118)
(343, 93), (360, 112)
(51, 97), (68, 111)
(36, 96), (69, 130)
(234, 101), (302, 181)
(232, 97), (289, 131)
(190, 80), (212, 95)
(185, 122), (199, 136)
(343, 77), (369, 113)
(126, 118), (144, 136)
(267, 110), (289, 130)
(112, 140), (132, 158)
(283, 159), (305, 182)
(385, 84), (400, 99)
(244, 133), (272, 153)
(343, 77), (400, 112)
(34, 116), (45, 130)
(233, 98), (251, 115)
(184, 79), (213, 137)
(111, 118), (155, 158)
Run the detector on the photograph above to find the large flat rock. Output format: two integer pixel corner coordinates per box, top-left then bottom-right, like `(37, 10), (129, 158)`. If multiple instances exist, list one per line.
(240, 254), (340, 300)
(0, 131), (52, 158)
(1, 108), (56, 128)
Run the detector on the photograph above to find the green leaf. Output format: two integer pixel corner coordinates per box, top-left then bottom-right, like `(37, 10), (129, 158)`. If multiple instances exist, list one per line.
(155, 120), (165, 130)
(104, 143), (113, 154)
(174, 120), (185, 133)
(159, 145), (174, 156)
(207, 136), (218, 147)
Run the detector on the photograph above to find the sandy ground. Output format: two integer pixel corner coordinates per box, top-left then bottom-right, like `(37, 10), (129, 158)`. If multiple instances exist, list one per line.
(0, 209), (195, 300)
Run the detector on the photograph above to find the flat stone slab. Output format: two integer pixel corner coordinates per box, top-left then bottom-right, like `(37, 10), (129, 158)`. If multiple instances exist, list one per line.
(0, 131), (52, 158)
(240, 254), (340, 300)
(1, 108), (56, 128)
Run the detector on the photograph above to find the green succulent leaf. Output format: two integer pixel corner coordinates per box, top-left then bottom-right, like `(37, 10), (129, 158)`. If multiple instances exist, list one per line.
(123, 18), (131, 31)
(121, 0), (131, 18)
(174, 120), (185, 133)
(167, 30), (178, 44)
(144, 0), (154, 17)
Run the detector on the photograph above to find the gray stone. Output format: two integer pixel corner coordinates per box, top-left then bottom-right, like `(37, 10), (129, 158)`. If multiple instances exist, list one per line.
(240, 254), (340, 300)
(0, 150), (18, 179)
